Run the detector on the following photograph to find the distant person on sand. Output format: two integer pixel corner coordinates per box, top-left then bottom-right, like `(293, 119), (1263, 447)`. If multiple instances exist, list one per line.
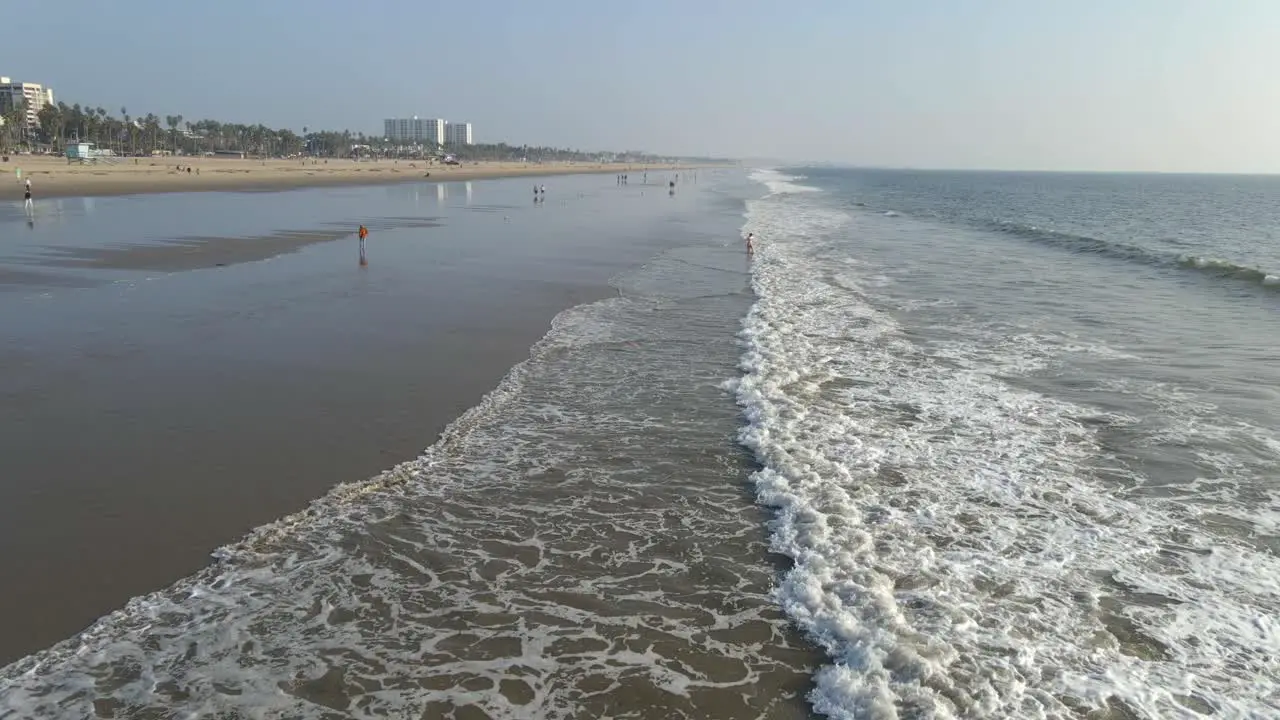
(745, 232), (755, 255)
(23, 184), (33, 213)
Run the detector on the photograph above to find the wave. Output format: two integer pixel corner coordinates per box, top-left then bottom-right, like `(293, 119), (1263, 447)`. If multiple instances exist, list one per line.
(986, 220), (1280, 290)
(736, 183), (1280, 718)
(984, 220), (1167, 265)
(1175, 254), (1280, 286)
(851, 201), (1280, 293)
(748, 168), (820, 196)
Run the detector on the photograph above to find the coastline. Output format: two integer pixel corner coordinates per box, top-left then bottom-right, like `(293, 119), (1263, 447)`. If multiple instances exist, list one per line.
(0, 156), (719, 200)
(0, 170), (831, 719)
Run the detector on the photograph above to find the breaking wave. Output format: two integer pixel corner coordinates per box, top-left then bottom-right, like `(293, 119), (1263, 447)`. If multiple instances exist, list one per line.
(736, 168), (1280, 719)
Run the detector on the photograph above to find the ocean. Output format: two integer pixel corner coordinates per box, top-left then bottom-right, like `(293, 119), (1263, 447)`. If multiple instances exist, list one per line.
(2, 167), (1278, 719)
(739, 169), (1279, 718)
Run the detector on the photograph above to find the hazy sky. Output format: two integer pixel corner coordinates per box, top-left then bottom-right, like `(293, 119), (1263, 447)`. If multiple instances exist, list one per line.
(5, 0), (1279, 171)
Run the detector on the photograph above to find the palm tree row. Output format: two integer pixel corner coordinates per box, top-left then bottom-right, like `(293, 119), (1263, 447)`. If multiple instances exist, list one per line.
(20, 102), (307, 157)
(3, 98), (714, 163)
(1, 101), (31, 150)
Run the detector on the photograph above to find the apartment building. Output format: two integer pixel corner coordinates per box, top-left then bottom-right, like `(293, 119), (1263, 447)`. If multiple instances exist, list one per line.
(383, 116), (445, 145)
(0, 77), (54, 128)
(444, 121), (473, 146)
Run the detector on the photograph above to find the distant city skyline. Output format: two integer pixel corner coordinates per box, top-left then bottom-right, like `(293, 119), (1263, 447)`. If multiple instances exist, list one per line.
(5, 0), (1280, 172)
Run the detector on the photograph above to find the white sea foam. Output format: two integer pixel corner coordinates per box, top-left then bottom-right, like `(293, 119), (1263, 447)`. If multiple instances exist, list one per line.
(736, 177), (1280, 718)
(749, 168), (820, 196)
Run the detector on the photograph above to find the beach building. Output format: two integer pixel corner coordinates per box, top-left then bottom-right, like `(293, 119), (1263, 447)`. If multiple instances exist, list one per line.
(383, 116), (445, 146)
(444, 122), (473, 146)
(0, 77), (54, 128)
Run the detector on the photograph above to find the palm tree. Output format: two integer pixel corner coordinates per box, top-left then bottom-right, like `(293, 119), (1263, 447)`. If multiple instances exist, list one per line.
(144, 114), (160, 153)
(54, 102), (70, 147)
(164, 115), (176, 154)
(84, 110), (98, 146)
(68, 103), (81, 140)
(95, 107), (108, 150)
(37, 103), (61, 148)
(121, 107), (132, 154)
(2, 100), (24, 150)
(203, 119), (221, 153)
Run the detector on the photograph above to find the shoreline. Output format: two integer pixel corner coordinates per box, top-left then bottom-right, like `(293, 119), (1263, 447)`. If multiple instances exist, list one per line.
(0, 156), (723, 200)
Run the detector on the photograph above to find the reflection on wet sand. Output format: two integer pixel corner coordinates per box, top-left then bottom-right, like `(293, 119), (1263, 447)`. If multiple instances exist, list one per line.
(26, 217), (445, 273)
(0, 266), (95, 289)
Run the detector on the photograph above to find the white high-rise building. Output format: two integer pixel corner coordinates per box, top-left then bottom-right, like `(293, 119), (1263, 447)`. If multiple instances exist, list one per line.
(420, 117), (444, 146)
(445, 122), (473, 146)
(383, 116), (445, 146)
(0, 77), (54, 128)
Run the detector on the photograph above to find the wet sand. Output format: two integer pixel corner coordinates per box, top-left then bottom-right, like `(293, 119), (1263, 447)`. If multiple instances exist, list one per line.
(35, 218), (443, 272)
(0, 266), (94, 290)
(35, 229), (360, 271)
(0, 174), (701, 665)
(0, 155), (703, 200)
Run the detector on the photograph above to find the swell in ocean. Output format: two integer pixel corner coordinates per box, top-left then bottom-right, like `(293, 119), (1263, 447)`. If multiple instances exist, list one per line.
(734, 169), (1280, 719)
(850, 198), (1280, 291)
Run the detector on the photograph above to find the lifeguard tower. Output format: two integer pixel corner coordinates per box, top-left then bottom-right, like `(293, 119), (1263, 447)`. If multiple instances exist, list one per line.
(65, 142), (118, 165)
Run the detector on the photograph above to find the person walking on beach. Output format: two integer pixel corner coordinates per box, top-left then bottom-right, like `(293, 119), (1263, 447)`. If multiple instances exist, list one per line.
(745, 232), (755, 256)
(23, 183), (33, 214)
(358, 224), (369, 266)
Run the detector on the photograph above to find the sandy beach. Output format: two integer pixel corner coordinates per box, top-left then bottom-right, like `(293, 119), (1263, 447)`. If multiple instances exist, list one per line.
(0, 154), (695, 200)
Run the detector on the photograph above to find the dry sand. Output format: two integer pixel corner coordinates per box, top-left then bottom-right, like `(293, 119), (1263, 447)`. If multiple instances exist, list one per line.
(0, 155), (692, 200)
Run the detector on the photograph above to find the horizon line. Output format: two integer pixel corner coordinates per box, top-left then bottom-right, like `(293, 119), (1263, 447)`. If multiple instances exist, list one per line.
(741, 161), (1280, 177)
